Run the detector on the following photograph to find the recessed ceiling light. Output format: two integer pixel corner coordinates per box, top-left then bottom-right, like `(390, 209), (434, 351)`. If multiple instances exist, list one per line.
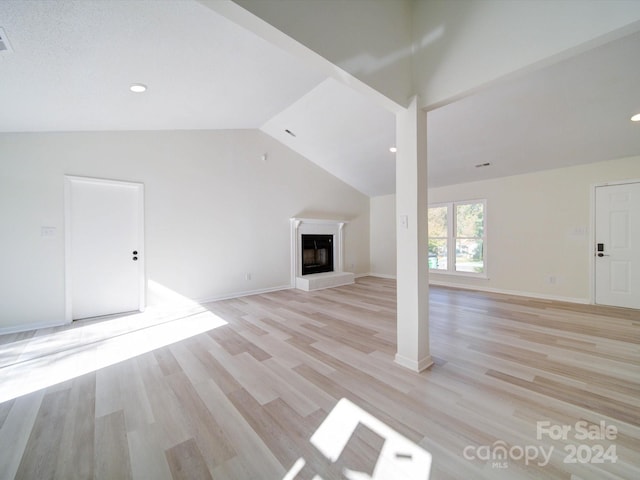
(631, 113), (640, 122)
(129, 83), (147, 93)
(389, 147), (397, 153)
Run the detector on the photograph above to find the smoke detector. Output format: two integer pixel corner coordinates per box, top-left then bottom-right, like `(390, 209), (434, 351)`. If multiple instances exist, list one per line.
(0, 28), (14, 54)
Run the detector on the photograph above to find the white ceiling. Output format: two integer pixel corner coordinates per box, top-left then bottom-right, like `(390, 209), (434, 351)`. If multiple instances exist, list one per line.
(1, 0), (639, 196)
(261, 78), (395, 196)
(0, 0), (326, 130)
(428, 29), (640, 188)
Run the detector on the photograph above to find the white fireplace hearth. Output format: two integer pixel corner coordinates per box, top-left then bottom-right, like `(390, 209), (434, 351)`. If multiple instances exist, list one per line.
(290, 218), (355, 291)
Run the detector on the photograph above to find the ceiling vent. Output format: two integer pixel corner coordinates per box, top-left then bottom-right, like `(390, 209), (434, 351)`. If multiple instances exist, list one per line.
(0, 28), (14, 54)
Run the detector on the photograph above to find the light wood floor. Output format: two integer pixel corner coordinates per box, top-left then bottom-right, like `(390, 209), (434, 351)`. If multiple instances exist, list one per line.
(1, 277), (638, 479)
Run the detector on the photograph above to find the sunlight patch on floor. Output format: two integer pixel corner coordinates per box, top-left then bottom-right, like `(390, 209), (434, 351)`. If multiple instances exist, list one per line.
(0, 281), (227, 403)
(285, 398), (432, 479)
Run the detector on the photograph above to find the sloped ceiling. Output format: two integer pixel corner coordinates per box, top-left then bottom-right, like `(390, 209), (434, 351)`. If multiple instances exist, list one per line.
(1, 0), (639, 196)
(427, 29), (640, 187)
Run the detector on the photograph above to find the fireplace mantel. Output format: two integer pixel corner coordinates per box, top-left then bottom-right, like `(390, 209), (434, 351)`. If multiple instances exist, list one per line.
(290, 218), (355, 291)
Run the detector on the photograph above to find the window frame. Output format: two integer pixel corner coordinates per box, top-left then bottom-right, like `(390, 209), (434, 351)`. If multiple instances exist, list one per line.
(428, 199), (487, 278)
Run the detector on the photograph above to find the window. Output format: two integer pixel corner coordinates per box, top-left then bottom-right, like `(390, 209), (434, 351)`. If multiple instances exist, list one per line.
(428, 200), (485, 274)
(427, 205), (448, 271)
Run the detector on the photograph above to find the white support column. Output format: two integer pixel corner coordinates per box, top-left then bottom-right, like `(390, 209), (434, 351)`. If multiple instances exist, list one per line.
(395, 96), (433, 372)
(290, 218), (302, 285)
(337, 222), (346, 272)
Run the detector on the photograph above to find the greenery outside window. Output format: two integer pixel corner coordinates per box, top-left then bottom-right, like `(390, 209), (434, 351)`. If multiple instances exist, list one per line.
(427, 205), (448, 271)
(428, 200), (486, 274)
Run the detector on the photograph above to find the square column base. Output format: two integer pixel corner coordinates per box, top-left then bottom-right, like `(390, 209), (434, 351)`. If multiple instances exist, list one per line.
(394, 353), (434, 373)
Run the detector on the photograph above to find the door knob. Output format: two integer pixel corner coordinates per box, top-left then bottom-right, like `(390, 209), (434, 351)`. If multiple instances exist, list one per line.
(597, 253), (610, 257)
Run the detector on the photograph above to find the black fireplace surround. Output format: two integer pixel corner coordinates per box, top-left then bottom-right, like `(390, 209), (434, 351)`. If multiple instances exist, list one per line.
(301, 234), (334, 275)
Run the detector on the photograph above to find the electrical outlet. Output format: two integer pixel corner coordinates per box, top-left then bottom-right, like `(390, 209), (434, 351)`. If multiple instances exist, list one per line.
(245, 273), (252, 281)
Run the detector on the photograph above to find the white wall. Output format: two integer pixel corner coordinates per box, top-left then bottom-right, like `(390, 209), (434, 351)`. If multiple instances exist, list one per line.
(369, 194), (396, 277)
(369, 156), (640, 302)
(0, 130), (370, 333)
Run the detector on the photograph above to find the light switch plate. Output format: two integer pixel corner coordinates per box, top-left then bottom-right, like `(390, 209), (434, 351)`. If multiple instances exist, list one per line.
(41, 226), (57, 238)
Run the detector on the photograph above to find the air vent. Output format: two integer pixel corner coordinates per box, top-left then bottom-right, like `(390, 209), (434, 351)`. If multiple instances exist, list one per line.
(0, 28), (14, 54)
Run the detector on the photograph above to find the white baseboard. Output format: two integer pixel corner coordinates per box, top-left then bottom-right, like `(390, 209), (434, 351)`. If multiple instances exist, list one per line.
(428, 279), (590, 305)
(1, 279), (590, 336)
(197, 284), (293, 304)
(0, 319), (70, 336)
(367, 272), (397, 280)
(1, 285), (293, 335)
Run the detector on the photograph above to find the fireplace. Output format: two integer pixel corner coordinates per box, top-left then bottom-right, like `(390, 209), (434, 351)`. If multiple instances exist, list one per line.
(290, 217), (354, 291)
(301, 234), (334, 275)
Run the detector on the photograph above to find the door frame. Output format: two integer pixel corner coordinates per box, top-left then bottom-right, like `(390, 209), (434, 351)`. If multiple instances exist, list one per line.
(590, 178), (640, 306)
(64, 175), (146, 322)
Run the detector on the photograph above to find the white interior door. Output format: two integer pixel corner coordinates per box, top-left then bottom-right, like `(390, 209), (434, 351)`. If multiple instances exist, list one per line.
(594, 182), (640, 309)
(66, 176), (145, 320)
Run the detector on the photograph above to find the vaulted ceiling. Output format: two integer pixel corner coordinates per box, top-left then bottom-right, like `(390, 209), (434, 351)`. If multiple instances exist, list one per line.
(1, 0), (639, 196)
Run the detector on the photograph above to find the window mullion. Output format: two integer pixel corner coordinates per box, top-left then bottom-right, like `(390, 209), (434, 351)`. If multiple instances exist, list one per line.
(448, 202), (455, 272)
